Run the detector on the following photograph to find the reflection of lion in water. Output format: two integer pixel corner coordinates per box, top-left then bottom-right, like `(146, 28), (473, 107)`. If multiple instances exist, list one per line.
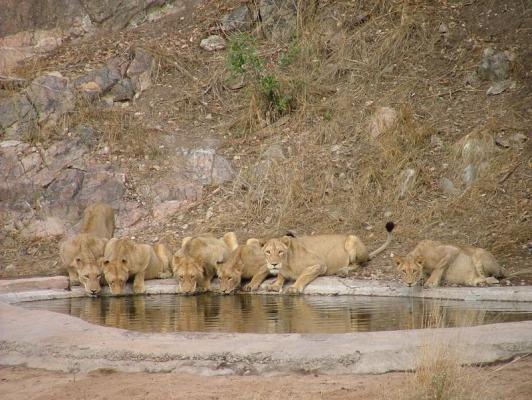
(102, 238), (172, 295)
(261, 222), (395, 294)
(59, 202), (115, 295)
(172, 232), (238, 294)
(394, 240), (503, 287)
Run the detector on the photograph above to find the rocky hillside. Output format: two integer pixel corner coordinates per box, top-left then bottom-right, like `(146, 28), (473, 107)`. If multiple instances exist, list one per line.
(0, 0), (530, 282)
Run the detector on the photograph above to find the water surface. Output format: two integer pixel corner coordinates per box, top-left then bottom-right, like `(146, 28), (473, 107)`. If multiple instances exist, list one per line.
(23, 294), (532, 334)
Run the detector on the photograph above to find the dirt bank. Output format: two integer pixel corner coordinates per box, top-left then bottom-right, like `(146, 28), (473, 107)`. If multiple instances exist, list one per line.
(2, 357), (532, 400)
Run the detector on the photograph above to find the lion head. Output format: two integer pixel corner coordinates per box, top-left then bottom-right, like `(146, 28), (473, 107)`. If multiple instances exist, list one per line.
(216, 259), (242, 294)
(172, 255), (205, 295)
(75, 256), (103, 296)
(70, 238), (104, 296)
(394, 255), (424, 286)
(262, 237), (290, 275)
(102, 257), (129, 295)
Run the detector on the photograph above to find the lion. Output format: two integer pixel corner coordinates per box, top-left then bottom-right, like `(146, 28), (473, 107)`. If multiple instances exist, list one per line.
(102, 238), (172, 295)
(172, 232), (238, 295)
(216, 241), (270, 294)
(393, 240), (504, 288)
(59, 202), (115, 295)
(261, 222), (395, 294)
(80, 202), (115, 239)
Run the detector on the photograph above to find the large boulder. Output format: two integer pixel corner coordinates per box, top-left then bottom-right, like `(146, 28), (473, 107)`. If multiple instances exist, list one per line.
(0, 0), (175, 73)
(24, 72), (75, 124)
(127, 47), (155, 93)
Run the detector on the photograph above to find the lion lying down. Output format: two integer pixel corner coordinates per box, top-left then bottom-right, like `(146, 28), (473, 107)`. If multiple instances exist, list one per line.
(59, 202), (115, 295)
(394, 240), (504, 287)
(172, 232), (238, 294)
(261, 222), (395, 294)
(102, 238), (172, 295)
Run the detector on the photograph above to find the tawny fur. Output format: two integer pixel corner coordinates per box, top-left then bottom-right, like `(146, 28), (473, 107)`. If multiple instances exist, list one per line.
(80, 202), (115, 239)
(394, 240), (503, 288)
(172, 255), (215, 294)
(217, 242), (269, 294)
(261, 223), (394, 294)
(171, 232), (238, 294)
(102, 238), (172, 295)
(59, 202), (115, 295)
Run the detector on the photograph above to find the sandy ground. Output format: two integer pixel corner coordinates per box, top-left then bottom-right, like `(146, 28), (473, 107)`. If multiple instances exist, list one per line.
(2, 358), (532, 400)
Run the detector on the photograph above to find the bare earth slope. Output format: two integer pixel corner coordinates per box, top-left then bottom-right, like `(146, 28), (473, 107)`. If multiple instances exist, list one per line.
(0, 1), (530, 277)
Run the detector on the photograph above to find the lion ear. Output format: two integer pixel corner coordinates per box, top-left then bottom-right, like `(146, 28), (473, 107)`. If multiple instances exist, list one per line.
(280, 236), (292, 246)
(172, 254), (182, 271)
(414, 256), (424, 265)
(393, 256), (403, 269)
(247, 238), (266, 247)
(181, 237), (192, 247)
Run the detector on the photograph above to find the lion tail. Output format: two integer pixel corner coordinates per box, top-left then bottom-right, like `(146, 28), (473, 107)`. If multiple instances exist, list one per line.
(369, 222), (395, 259)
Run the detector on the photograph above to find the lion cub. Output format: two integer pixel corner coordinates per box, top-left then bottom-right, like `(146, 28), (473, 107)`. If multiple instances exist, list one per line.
(102, 238), (172, 295)
(59, 202), (115, 295)
(394, 240), (503, 287)
(261, 222), (395, 294)
(172, 232), (238, 295)
(216, 240), (270, 294)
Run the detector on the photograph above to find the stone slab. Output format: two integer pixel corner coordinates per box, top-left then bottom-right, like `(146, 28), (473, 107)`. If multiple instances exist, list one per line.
(1, 276), (531, 303)
(0, 276), (69, 294)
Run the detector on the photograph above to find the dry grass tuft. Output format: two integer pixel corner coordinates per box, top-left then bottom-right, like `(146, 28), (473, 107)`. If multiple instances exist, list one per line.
(384, 304), (493, 400)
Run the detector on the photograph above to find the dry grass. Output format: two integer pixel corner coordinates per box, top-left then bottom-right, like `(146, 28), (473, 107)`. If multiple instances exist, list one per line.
(2, 0), (530, 278)
(383, 304), (493, 400)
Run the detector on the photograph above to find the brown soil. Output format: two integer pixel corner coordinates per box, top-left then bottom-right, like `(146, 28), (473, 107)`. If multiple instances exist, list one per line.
(2, 357), (532, 400)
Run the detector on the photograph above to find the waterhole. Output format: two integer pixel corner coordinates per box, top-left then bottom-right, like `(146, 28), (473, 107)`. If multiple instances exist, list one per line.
(23, 294), (532, 334)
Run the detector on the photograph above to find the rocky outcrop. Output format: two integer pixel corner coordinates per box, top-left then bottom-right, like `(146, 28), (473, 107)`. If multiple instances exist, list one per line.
(0, 0), (177, 73)
(1, 48), (155, 140)
(0, 127), (126, 239)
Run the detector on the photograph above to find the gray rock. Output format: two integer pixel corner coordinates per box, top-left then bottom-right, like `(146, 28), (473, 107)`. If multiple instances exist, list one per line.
(74, 62), (123, 100)
(0, 93), (36, 131)
(181, 147), (234, 185)
(262, 143), (285, 161)
(486, 80), (515, 95)
(25, 72), (75, 124)
(106, 78), (135, 102)
(439, 177), (460, 196)
(397, 168), (417, 198)
(200, 35), (226, 51)
(259, 0), (297, 42)
(152, 200), (187, 221)
(42, 168), (86, 220)
(76, 168), (126, 210)
(151, 175), (202, 203)
(127, 48), (155, 93)
(462, 164), (477, 187)
(369, 107), (398, 139)
(21, 216), (65, 239)
(477, 48), (513, 81)
(221, 6), (251, 32)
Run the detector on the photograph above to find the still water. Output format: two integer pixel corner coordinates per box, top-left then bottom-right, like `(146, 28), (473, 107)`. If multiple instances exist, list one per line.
(23, 294), (532, 334)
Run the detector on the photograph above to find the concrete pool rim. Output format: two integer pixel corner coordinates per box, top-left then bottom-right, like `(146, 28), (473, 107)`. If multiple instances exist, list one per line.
(1, 276), (532, 376)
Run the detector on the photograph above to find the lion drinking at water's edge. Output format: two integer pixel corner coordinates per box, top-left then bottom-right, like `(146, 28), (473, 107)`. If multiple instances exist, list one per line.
(59, 202), (115, 295)
(102, 238), (172, 295)
(172, 233), (238, 294)
(393, 240), (505, 287)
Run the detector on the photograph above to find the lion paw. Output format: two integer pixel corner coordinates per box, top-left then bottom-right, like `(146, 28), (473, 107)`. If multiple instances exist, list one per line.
(265, 284), (282, 292)
(423, 281), (438, 289)
(285, 286), (302, 295)
(242, 283), (259, 292)
(133, 285), (146, 294)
